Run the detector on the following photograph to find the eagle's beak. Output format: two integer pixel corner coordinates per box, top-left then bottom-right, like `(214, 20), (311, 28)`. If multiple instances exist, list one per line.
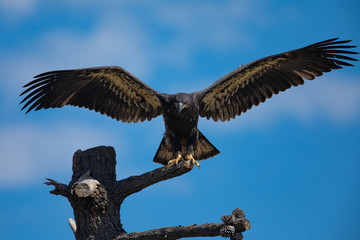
(177, 103), (187, 114)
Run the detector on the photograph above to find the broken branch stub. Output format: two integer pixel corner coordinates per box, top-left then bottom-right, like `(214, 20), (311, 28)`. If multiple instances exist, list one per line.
(71, 171), (100, 198)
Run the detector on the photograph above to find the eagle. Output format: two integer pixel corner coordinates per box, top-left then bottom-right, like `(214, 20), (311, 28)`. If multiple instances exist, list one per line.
(20, 38), (357, 167)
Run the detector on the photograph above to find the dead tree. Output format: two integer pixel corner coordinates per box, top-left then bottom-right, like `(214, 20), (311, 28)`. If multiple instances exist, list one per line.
(45, 146), (250, 240)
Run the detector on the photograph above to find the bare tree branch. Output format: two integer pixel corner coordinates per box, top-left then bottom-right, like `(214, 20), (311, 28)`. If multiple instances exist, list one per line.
(116, 218), (250, 240)
(116, 160), (194, 200)
(44, 178), (70, 197)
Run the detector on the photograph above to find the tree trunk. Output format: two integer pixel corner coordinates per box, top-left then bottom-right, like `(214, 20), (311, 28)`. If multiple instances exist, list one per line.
(45, 146), (250, 240)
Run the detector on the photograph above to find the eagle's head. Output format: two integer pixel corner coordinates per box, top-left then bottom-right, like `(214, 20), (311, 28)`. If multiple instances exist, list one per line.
(170, 93), (198, 115)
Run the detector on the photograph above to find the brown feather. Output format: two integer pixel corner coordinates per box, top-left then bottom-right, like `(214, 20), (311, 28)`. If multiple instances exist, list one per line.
(20, 66), (163, 122)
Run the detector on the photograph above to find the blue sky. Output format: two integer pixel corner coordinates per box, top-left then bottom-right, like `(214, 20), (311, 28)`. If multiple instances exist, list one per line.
(0, 0), (359, 239)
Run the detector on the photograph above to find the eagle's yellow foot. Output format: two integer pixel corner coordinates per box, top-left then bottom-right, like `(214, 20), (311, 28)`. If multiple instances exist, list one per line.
(168, 154), (182, 166)
(186, 154), (200, 168)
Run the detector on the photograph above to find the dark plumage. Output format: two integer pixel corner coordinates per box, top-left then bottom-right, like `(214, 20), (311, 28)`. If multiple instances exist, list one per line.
(20, 38), (358, 166)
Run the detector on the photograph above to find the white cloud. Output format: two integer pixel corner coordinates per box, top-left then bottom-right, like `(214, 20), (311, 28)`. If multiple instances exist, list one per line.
(40, 18), (151, 73)
(150, 1), (258, 66)
(0, 0), (38, 15)
(201, 76), (360, 132)
(261, 77), (360, 125)
(0, 122), (120, 188)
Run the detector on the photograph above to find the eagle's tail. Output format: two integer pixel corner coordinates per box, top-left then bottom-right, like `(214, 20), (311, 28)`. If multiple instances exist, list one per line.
(194, 130), (220, 161)
(153, 137), (173, 165)
(153, 130), (220, 165)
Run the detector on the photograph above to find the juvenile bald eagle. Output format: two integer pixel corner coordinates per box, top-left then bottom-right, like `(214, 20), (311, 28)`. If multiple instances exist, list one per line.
(20, 38), (357, 167)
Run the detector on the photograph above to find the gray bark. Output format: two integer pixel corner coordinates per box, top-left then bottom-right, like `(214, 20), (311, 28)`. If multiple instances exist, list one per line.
(45, 146), (250, 240)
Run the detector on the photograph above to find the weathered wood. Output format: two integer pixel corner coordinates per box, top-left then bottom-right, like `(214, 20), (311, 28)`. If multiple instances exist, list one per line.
(45, 146), (251, 239)
(68, 218), (77, 234)
(116, 217), (250, 240)
(115, 159), (194, 201)
(69, 146), (123, 240)
(71, 171), (101, 198)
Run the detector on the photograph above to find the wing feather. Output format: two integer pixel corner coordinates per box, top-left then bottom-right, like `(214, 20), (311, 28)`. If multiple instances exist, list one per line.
(199, 38), (358, 121)
(20, 66), (163, 122)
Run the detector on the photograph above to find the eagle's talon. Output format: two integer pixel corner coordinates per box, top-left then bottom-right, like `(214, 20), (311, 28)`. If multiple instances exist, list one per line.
(168, 154), (182, 166)
(186, 154), (200, 168)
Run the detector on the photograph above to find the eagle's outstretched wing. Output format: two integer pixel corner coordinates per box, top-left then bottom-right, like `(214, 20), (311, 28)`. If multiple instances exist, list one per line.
(20, 66), (163, 123)
(198, 38), (358, 122)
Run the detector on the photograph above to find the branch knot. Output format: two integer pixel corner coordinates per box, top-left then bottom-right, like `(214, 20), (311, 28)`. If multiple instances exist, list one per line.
(220, 225), (235, 237)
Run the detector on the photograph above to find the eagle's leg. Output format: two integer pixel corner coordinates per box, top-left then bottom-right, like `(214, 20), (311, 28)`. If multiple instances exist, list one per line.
(186, 154), (200, 168)
(185, 129), (200, 168)
(168, 154), (182, 166)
